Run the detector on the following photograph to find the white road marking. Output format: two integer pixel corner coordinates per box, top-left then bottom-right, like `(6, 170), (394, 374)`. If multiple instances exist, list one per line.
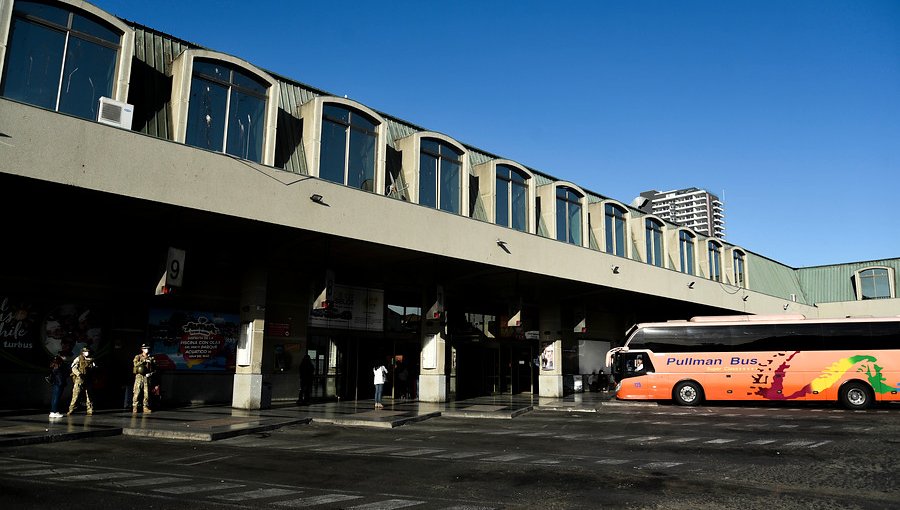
(784, 440), (818, 447)
(103, 476), (190, 487)
(627, 436), (661, 442)
(14, 467), (93, 477)
(530, 459), (561, 465)
(435, 452), (486, 459)
(704, 439), (736, 444)
(153, 482), (245, 494)
(596, 459), (629, 465)
(777, 424), (799, 428)
(357, 446), (404, 454)
(746, 439), (777, 445)
(274, 494), (364, 507)
(57, 471), (141, 481)
(638, 462), (683, 469)
(482, 454), (530, 462)
(183, 455), (235, 466)
(209, 488), (301, 500)
(390, 449), (444, 457)
(665, 437), (700, 443)
(346, 499), (425, 509)
(808, 441), (832, 448)
(312, 445), (359, 452)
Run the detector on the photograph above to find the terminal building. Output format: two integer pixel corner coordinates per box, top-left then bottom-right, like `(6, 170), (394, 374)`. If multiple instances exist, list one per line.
(1, 0), (898, 410)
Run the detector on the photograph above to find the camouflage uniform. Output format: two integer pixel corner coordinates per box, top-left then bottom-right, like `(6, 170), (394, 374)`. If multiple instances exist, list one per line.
(67, 348), (96, 415)
(132, 345), (156, 413)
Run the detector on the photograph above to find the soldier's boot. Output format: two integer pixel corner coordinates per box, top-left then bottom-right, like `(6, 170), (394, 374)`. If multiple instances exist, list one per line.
(86, 408), (93, 416)
(132, 407), (138, 414)
(143, 407), (153, 414)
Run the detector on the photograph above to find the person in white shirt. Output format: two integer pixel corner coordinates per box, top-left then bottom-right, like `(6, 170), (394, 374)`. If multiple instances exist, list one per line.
(373, 362), (388, 409)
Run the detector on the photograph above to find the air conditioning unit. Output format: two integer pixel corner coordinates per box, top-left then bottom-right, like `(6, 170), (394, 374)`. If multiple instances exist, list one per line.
(97, 96), (134, 130)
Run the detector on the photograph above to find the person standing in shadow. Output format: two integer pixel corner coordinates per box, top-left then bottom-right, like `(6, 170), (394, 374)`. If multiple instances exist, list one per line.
(297, 353), (314, 405)
(373, 360), (388, 409)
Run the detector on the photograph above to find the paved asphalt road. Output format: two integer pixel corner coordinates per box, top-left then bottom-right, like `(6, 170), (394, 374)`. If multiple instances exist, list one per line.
(1, 403), (898, 509)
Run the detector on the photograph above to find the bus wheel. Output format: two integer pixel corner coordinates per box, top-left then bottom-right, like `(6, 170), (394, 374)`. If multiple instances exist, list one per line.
(839, 381), (872, 410)
(674, 381), (703, 406)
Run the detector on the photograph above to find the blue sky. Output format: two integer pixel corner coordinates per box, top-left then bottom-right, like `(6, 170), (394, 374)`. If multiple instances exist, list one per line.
(94, 0), (899, 268)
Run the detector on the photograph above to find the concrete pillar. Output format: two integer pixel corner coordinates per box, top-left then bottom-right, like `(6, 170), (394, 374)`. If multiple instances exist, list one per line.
(418, 285), (448, 402)
(538, 303), (564, 398)
(232, 267), (268, 409)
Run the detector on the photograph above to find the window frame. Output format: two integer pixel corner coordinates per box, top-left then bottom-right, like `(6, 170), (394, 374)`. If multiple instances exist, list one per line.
(170, 49), (280, 165)
(679, 229), (696, 275)
(555, 185), (584, 246)
(303, 97), (385, 193)
(604, 202), (628, 257)
(398, 132), (469, 215)
(0, 0), (134, 115)
(495, 163), (530, 232)
(644, 217), (664, 267)
(708, 240), (723, 282)
(854, 266), (896, 301)
(732, 249), (747, 288)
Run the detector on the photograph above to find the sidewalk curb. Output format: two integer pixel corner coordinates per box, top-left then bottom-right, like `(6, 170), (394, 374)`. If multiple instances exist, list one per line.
(312, 411), (441, 429)
(0, 427), (122, 447)
(122, 418), (311, 441)
(598, 400), (659, 407)
(440, 406), (533, 420)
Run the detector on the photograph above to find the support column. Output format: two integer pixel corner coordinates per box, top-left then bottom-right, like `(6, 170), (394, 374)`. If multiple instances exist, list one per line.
(418, 285), (448, 402)
(232, 267), (268, 409)
(538, 303), (564, 398)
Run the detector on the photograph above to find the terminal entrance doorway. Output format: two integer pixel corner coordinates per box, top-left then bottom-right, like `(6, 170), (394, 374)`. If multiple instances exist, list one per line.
(452, 339), (536, 399)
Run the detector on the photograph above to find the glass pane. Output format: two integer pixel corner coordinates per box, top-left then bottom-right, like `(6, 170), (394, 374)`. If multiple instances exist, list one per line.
(420, 138), (439, 155)
(511, 181), (527, 232)
(225, 89), (266, 162)
(614, 217), (625, 256)
(686, 242), (694, 274)
(653, 232), (663, 267)
(347, 129), (376, 191)
(873, 275), (890, 298)
(510, 168), (527, 184)
(556, 198), (567, 242)
(439, 159), (460, 213)
(495, 176), (509, 227)
(319, 118), (347, 184)
(351, 111), (377, 132)
(569, 202), (581, 245)
(605, 214), (615, 253)
(1, 18), (65, 110)
(323, 104), (350, 124)
(496, 165), (510, 180)
(71, 13), (120, 44)
(13, 1), (69, 26)
(185, 77), (227, 152)
(439, 142), (461, 160)
(231, 68), (268, 95)
(419, 153), (437, 208)
(57, 36), (116, 120)
(192, 60), (229, 83)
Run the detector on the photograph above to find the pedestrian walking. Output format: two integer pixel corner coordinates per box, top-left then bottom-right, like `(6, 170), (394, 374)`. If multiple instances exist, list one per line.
(48, 350), (69, 418)
(132, 343), (156, 414)
(67, 346), (96, 416)
(373, 361), (388, 409)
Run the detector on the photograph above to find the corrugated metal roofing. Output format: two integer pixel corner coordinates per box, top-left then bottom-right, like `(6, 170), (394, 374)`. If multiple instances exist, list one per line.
(746, 252), (807, 303)
(797, 259), (900, 304)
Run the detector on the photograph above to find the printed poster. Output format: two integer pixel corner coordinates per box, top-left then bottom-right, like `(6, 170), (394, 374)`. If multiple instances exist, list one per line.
(149, 309), (239, 371)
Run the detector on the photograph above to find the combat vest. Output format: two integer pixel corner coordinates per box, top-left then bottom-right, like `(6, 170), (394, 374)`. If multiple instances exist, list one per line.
(72, 355), (94, 379)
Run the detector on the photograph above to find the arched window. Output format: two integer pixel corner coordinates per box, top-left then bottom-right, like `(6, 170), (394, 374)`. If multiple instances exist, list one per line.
(733, 250), (747, 288)
(320, 104), (378, 191)
(1, 0), (132, 120)
(420, 138), (462, 213)
(171, 50), (279, 165)
(185, 59), (268, 162)
(556, 187), (582, 245)
(604, 203), (627, 257)
(496, 164), (528, 231)
(679, 230), (695, 275)
(645, 218), (664, 267)
(708, 241), (723, 282)
(856, 267), (894, 300)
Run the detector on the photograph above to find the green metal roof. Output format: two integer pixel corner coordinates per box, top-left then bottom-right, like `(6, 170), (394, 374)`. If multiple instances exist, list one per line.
(797, 259), (900, 304)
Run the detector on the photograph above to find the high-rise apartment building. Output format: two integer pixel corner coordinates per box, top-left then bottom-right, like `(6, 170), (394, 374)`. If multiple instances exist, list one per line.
(637, 188), (725, 239)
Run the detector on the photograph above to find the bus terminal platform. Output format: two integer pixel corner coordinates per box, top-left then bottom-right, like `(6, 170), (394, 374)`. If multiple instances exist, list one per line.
(0, 392), (625, 446)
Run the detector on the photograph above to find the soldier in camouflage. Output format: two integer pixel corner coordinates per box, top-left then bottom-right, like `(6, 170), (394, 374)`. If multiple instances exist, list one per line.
(67, 346), (96, 416)
(132, 343), (156, 413)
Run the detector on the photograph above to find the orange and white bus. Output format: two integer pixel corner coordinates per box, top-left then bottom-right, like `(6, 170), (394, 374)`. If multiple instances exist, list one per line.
(605, 314), (900, 410)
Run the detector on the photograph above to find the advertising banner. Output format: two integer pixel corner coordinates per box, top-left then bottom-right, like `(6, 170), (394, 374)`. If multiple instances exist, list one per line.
(1, 294), (104, 371)
(309, 285), (384, 331)
(149, 309), (239, 371)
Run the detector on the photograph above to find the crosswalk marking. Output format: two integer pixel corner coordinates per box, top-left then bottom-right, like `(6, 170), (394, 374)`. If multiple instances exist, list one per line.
(704, 439), (736, 444)
(482, 454), (529, 462)
(103, 476), (190, 487)
(435, 451), (486, 459)
(778, 424), (799, 428)
(346, 498), (425, 509)
(57, 471), (141, 482)
(530, 459), (561, 465)
(390, 448), (444, 457)
(808, 440), (832, 448)
(357, 446), (404, 454)
(665, 437), (699, 443)
(596, 459), (629, 465)
(14, 467), (93, 477)
(273, 493), (364, 507)
(784, 440), (818, 447)
(153, 482), (245, 494)
(0, 463), (48, 471)
(638, 462), (683, 470)
(209, 488), (302, 501)
(746, 439), (777, 445)
(627, 436), (661, 442)
(312, 445), (358, 452)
